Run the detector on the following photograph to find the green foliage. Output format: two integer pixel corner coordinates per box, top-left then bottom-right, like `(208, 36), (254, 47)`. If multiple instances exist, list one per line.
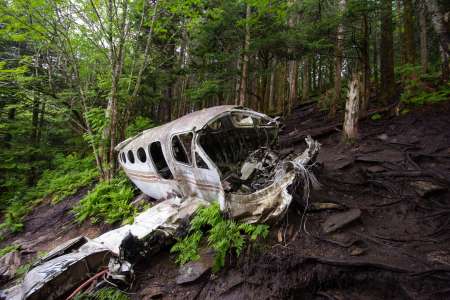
(73, 176), (136, 225)
(171, 203), (269, 271)
(0, 201), (28, 234)
(73, 288), (129, 300)
(83, 108), (109, 149)
(399, 65), (450, 106)
(15, 262), (32, 278)
(370, 113), (382, 121)
(34, 154), (98, 204)
(125, 116), (154, 138)
(0, 244), (19, 258)
(0, 154), (98, 236)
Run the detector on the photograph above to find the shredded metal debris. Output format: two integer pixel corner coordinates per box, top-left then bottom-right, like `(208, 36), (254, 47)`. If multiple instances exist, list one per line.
(1, 106), (320, 300)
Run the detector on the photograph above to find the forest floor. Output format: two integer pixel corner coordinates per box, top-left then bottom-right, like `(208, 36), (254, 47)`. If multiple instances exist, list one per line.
(2, 101), (450, 299)
(131, 101), (450, 300)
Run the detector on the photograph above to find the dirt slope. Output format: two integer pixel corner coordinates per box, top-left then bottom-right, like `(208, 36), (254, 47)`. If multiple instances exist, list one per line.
(0, 187), (112, 264)
(132, 102), (450, 300)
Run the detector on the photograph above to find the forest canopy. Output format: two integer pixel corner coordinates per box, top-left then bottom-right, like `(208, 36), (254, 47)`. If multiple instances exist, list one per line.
(0, 0), (449, 236)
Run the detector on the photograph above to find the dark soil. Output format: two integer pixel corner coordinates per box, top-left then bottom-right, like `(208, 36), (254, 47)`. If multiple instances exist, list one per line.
(131, 102), (450, 300)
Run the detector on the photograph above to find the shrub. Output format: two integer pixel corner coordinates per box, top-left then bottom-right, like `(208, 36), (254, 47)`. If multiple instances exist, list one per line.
(33, 154), (99, 204)
(398, 64), (450, 106)
(171, 202), (269, 271)
(0, 244), (19, 258)
(125, 116), (154, 138)
(73, 177), (136, 225)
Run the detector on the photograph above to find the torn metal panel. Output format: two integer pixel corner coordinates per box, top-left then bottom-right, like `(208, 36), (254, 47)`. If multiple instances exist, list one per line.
(4, 197), (209, 300)
(224, 171), (296, 223)
(222, 136), (321, 224)
(18, 243), (111, 300)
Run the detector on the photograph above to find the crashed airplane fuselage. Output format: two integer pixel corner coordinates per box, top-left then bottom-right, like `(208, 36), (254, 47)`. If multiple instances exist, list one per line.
(115, 105), (279, 210)
(2, 106), (320, 300)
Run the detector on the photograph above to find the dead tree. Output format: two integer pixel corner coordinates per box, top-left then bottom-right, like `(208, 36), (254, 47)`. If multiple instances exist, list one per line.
(343, 73), (360, 142)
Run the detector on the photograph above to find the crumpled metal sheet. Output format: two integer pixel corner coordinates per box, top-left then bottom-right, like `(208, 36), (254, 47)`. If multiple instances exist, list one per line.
(223, 171), (296, 223)
(222, 136), (321, 224)
(3, 197), (209, 300)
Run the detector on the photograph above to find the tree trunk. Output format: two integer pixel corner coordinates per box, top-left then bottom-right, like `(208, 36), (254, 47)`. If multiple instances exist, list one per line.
(360, 12), (370, 118)
(373, 27), (379, 89)
(380, 0), (395, 104)
(331, 0), (346, 117)
(287, 60), (298, 115)
(302, 57), (310, 101)
(343, 73), (360, 142)
(403, 0), (415, 64)
(239, 4), (251, 106)
(286, 0), (298, 115)
(424, 0), (449, 80)
(419, 3), (428, 72)
(268, 57), (276, 112)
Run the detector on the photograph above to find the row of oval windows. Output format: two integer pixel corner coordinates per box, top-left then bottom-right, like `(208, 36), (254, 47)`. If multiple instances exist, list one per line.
(120, 147), (147, 164)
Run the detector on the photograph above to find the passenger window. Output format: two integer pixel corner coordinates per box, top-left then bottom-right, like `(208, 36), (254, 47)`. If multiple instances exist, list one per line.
(195, 152), (209, 169)
(127, 150), (135, 164)
(172, 132), (193, 165)
(149, 142), (173, 179)
(208, 119), (222, 130)
(137, 147), (147, 162)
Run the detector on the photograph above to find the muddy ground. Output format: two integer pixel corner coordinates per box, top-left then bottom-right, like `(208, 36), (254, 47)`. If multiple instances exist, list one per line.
(2, 101), (450, 299)
(132, 102), (450, 300)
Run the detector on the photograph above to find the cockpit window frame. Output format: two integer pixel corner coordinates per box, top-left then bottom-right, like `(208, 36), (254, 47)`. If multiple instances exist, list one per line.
(170, 130), (194, 167)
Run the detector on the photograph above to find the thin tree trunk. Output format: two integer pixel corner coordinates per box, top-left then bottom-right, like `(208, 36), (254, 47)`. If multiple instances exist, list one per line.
(380, 0), (395, 104)
(373, 25), (379, 90)
(302, 57), (310, 101)
(286, 0), (298, 115)
(424, 0), (449, 80)
(419, 3), (428, 72)
(331, 0), (346, 117)
(360, 12), (370, 118)
(403, 0), (415, 64)
(239, 4), (251, 106)
(268, 57), (276, 112)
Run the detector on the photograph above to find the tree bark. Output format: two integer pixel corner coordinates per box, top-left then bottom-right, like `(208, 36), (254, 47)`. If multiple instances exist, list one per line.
(380, 0), (396, 104)
(424, 0), (449, 80)
(343, 73), (360, 142)
(403, 0), (415, 65)
(286, 0), (298, 115)
(268, 57), (276, 112)
(239, 4), (251, 106)
(419, 3), (428, 72)
(360, 12), (370, 118)
(331, 0), (346, 117)
(302, 57), (310, 101)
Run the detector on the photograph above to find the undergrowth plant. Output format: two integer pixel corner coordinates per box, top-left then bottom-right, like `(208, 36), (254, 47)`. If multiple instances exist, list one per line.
(398, 65), (450, 106)
(0, 244), (19, 257)
(171, 202), (269, 271)
(73, 175), (136, 225)
(73, 288), (129, 300)
(0, 154), (98, 237)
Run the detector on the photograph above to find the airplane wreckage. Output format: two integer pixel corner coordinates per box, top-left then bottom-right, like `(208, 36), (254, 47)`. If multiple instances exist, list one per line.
(1, 105), (320, 300)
